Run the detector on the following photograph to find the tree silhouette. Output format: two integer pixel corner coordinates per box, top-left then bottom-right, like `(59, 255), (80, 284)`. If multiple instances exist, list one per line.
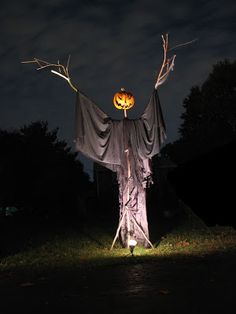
(0, 121), (90, 219)
(161, 60), (236, 227)
(162, 59), (236, 163)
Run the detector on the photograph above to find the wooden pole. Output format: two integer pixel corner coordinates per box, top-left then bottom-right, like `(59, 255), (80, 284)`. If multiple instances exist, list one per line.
(126, 147), (131, 248)
(125, 106), (131, 248)
(129, 211), (154, 249)
(110, 209), (127, 250)
(110, 107), (131, 249)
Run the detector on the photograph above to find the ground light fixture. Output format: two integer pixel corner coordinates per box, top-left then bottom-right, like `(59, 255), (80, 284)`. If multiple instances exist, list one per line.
(128, 239), (137, 256)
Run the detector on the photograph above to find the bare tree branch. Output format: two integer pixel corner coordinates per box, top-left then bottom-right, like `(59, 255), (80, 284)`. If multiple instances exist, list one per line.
(155, 34), (176, 89)
(169, 38), (198, 52)
(21, 57), (78, 92)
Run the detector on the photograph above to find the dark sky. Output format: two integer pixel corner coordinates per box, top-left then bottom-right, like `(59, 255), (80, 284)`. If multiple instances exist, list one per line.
(1, 0), (235, 177)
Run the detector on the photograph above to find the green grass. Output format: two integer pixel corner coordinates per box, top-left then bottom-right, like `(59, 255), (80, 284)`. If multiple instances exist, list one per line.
(1, 212), (236, 273)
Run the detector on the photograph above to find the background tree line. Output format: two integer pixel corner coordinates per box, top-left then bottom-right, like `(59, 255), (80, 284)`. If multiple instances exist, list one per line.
(0, 121), (91, 220)
(162, 59), (236, 228)
(162, 59), (236, 163)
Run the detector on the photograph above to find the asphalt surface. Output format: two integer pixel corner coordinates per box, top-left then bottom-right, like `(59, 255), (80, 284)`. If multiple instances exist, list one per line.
(1, 252), (236, 314)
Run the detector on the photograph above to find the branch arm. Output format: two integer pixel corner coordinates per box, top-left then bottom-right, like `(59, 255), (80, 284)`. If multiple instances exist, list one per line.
(51, 70), (69, 81)
(155, 34), (176, 89)
(51, 70), (77, 92)
(22, 57), (78, 92)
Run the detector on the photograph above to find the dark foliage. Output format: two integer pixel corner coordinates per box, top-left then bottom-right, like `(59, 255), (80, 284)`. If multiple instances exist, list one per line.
(162, 59), (236, 163)
(158, 60), (236, 227)
(167, 139), (236, 228)
(0, 121), (91, 219)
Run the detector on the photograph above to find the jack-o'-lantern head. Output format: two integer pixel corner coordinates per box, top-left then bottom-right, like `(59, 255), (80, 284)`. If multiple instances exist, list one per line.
(113, 88), (135, 110)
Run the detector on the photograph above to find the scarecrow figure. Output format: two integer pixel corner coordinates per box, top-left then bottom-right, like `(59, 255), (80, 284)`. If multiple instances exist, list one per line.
(23, 34), (176, 248)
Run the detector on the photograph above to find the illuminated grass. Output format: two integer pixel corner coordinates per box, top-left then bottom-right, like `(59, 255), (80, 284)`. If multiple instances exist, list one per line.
(0, 222), (236, 272)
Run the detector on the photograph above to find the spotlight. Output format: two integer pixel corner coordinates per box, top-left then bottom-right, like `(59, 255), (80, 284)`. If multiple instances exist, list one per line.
(128, 239), (137, 256)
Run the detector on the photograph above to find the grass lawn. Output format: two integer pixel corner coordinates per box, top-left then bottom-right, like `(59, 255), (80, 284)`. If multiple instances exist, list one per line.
(1, 206), (236, 273)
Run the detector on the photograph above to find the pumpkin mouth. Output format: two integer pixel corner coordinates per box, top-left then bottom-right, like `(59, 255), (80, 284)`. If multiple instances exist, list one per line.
(113, 88), (135, 110)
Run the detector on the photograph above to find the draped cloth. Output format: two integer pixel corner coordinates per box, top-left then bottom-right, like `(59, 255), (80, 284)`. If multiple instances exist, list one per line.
(75, 89), (166, 247)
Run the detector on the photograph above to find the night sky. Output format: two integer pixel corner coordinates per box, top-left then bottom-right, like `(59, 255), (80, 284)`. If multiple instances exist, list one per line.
(1, 0), (235, 177)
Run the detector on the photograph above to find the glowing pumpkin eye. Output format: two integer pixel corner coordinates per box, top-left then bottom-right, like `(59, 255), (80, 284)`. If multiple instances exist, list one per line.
(113, 88), (135, 110)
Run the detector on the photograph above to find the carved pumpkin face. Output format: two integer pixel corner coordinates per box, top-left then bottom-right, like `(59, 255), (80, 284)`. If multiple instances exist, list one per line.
(113, 88), (135, 110)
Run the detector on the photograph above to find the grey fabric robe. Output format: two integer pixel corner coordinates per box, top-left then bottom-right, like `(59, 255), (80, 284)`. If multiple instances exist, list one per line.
(75, 89), (166, 247)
